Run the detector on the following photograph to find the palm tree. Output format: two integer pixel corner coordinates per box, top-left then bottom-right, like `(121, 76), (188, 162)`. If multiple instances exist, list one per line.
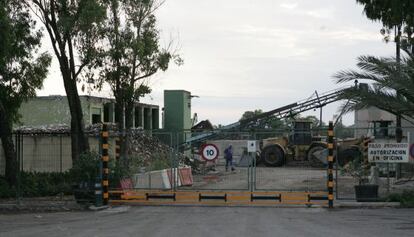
(334, 54), (414, 124)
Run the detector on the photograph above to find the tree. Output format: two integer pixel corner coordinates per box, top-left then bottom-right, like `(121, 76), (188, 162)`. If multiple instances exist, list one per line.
(101, 0), (181, 130)
(25, 0), (107, 161)
(334, 55), (414, 125)
(356, 0), (414, 54)
(239, 109), (286, 129)
(240, 109), (264, 121)
(0, 0), (51, 185)
(356, 0), (414, 142)
(97, 0), (182, 159)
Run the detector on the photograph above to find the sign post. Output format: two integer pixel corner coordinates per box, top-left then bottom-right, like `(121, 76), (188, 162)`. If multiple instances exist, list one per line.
(247, 140), (256, 153)
(200, 144), (219, 162)
(247, 140), (257, 192)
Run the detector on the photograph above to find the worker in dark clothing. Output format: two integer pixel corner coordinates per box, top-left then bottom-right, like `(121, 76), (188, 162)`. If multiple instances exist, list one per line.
(224, 145), (235, 172)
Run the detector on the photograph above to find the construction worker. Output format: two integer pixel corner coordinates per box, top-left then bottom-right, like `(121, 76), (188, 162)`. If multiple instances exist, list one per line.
(224, 144), (235, 172)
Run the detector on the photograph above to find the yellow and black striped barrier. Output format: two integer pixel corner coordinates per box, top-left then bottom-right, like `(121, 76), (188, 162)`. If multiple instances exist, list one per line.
(362, 136), (372, 164)
(102, 124), (109, 205)
(109, 190), (330, 207)
(115, 137), (121, 161)
(327, 121), (334, 208)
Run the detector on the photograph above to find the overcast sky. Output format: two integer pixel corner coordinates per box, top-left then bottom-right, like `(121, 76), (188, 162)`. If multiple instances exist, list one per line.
(37, 0), (396, 126)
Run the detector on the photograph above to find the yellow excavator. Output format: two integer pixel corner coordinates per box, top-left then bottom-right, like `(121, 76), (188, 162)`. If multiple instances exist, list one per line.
(259, 119), (365, 167)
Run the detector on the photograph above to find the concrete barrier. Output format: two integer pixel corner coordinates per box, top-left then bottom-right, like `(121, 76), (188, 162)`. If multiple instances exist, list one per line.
(133, 169), (171, 189)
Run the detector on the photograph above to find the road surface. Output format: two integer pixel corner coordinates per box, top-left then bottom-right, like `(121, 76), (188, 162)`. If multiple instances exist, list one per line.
(1, 206), (413, 237)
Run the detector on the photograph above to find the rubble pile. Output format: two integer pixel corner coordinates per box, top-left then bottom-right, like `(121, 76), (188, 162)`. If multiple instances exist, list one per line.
(126, 129), (190, 169)
(15, 123), (120, 135)
(14, 124), (199, 172)
(15, 124), (71, 134)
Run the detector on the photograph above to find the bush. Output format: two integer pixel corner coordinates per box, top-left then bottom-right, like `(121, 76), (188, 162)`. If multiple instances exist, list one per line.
(0, 172), (72, 198)
(69, 151), (100, 184)
(0, 176), (16, 198)
(385, 190), (414, 207)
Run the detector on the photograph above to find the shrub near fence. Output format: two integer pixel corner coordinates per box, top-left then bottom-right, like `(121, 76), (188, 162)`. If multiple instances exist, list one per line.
(0, 172), (72, 198)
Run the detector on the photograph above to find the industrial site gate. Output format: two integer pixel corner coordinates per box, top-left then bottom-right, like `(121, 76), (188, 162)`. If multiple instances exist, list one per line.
(105, 123), (335, 207)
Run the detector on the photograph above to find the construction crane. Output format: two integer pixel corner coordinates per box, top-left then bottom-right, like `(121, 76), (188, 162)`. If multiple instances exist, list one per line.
(186, 86), (350, 146)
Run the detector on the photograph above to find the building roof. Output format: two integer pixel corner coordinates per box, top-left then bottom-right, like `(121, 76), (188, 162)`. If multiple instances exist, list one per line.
(34, 95), (159, 108)
(192, 120), (214, 130)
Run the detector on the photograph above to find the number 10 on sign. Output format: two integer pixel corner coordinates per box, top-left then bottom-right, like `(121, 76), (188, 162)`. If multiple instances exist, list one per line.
(200, 144), (219, 161)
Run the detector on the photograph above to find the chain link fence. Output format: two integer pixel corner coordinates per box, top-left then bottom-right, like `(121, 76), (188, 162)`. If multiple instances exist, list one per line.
(2, 124), (413, 206)
(335, 126), (414, 200)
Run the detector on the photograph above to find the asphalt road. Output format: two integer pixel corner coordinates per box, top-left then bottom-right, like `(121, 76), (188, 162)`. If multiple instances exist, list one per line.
(1, 206), (414, 237)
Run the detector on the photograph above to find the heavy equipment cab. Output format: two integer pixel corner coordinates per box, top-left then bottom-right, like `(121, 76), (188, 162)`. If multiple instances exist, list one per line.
(260, 120), (327, 167)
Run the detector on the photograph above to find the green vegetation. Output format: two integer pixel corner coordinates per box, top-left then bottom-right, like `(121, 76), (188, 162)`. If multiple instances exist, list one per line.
(69, 151), (101, 185)
(355, 0), (414, 142)
(26, 0), (108, 162)
(0, 0), (51, 186)
(335, 54), (414, 121)
(341, 155), (370, 185)
(98, 0), (182, 132)
(0, 172), (72, 198)
(384, 190), (414, 207)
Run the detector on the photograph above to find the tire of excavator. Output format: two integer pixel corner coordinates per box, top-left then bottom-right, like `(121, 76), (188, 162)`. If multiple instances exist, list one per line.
(307, 144), (327, 168)
(261, 145), (285, 167)
(337, 147), (361, 167)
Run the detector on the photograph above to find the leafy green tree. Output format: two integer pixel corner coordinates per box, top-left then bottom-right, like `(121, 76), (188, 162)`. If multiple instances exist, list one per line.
(334, 55), (414, 126)
(0, 0), (51, 185)
(240, 109), (264, 121)
(356, 0), (414, 54)
(96, 0), (181, 160)
(100, 0), (181, 131)
(239, 109), (286, 129)
(25, 0), (107, 162)
(356, 0), (414, 141)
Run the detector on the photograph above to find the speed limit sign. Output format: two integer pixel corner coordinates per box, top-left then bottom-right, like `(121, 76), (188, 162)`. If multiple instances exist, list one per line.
(200, 144), (219, 161)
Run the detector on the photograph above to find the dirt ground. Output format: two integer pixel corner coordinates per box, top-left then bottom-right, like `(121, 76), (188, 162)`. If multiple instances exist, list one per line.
(180, 164), (414, 199)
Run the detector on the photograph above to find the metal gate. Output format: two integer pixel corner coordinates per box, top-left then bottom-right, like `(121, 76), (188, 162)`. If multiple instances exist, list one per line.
(107, 124), (334, 207)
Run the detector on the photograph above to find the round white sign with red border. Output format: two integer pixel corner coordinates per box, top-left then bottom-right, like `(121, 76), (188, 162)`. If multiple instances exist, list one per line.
(200, 144), (219, 161)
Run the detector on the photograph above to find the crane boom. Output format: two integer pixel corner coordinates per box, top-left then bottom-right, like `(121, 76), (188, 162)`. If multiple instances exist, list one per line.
(185, 86), (349, 145)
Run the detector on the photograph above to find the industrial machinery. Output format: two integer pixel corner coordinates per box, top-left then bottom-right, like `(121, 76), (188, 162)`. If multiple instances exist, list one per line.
(260, 119), (328, 166)
(186, 85), (367, 167)
(259, 119), (366, 167)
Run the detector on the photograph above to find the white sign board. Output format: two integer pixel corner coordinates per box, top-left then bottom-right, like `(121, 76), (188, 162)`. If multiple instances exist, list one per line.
(200, 144), (219, 161)
(247, 140), (257, 152)
(368, 143), (409, 163)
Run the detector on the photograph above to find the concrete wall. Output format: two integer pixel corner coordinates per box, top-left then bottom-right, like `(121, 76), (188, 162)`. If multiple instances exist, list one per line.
(204, 139), (259, 165)
(0, 136), (117, 175)
(19, 96), (72, 126)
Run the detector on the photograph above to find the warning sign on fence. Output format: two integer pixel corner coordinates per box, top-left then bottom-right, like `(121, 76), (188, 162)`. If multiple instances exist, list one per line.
(368, 143), (409, 163)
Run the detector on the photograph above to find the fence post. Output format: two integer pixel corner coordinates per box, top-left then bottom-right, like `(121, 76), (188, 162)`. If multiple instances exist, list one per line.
(15, 132), (21, 204)
(101, 124), (109, 206)
(328, 121), (334, 208)
(115, 137), (120, 161)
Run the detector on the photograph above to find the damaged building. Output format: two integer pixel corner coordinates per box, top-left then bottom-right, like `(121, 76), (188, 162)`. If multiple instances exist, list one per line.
(18, 95), (160, 129)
